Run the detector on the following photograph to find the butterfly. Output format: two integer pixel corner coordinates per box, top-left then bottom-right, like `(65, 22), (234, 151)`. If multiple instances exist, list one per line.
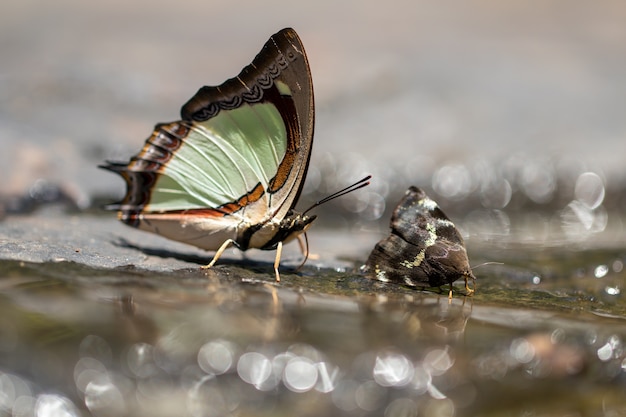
(101, 28), (368, 281)
(365, 186), (475, 298)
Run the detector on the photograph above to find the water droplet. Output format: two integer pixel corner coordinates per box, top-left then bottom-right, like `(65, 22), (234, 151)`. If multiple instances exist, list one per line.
(510, 338), (535, 364)
(237, 352), (271, 388)
(574, 172), (605, 209)
(355, 380), (386, 411)
(84, 374), (127, 416)
(197, 340), (236, 375)
(612, 260), (623, 273)
(432, 164), (472, 201)
(35, 394), (80, 417)
(594, 265), (609, 278)
(283, 357), (318, 393)
(315, 362), (340, 393)
(125, 343), (157, 378)
(423, 349), (453, 375)
(597, 342), (613, 361)
(384, 398), (418, 417)
(373, 352), (414, 387)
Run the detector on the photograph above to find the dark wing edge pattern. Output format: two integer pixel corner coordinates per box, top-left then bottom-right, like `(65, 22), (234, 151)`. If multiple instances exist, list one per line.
(180, 28), (312, 123)
(99, 28), (314, 225)
(180, 27), (315, 216)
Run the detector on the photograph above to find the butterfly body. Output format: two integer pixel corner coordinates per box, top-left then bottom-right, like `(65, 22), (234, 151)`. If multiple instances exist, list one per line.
(366, 186), (475, 296)
(101, 28), (316, 275)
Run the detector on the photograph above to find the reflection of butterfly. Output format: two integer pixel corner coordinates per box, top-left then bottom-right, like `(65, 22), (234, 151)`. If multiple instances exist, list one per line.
(366, 187), (475, 298)
(101, 28), (358, 281)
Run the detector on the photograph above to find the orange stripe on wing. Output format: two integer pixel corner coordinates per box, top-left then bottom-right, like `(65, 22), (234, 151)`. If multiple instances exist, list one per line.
(124, 182), (267, 223)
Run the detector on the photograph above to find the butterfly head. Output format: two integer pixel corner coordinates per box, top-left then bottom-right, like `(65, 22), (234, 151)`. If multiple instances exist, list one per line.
(278, 210), (317, 245)
(257, 210), (316, 251)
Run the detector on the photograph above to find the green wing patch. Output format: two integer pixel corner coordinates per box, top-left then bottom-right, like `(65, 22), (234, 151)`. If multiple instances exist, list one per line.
(147, 102), (287, 211)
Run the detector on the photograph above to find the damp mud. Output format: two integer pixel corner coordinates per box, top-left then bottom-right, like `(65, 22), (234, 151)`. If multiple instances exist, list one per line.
(1, 211), (626, 417)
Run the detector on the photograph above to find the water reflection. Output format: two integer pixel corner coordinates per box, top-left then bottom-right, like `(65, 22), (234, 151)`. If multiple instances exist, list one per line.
(35, 394), (80, 417)
(0, 378), (82, 417)
(1, 258), (626, 416)
(373, 351), (414, 387)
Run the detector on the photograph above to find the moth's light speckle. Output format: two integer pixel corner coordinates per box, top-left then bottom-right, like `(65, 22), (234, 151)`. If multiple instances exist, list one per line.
(376, 269), (389, 282)
(417, 197), (438, 211)
(613, 260), (623, 273)
(605, 286), (621, 296)
(532, 276), (541, 285)
(594, 265), (609, 278)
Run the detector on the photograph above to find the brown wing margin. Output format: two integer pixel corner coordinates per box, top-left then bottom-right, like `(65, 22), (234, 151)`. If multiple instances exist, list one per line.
(180, 28), (315, 218)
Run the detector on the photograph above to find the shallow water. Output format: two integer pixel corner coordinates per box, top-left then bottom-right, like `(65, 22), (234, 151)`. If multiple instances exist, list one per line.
(1, 221), (626, 417)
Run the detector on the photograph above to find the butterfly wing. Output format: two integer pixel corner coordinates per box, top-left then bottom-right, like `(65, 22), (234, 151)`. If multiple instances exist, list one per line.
(102, 28), (314, 251)
(366, 187), (474, 288)
(181, 27), (314, 219)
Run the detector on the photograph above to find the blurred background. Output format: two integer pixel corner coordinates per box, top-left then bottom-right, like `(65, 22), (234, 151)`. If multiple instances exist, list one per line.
(2, 0), (625, 239)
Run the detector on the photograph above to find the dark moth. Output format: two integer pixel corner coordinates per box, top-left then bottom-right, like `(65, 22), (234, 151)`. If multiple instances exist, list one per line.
(366, 186), (475, 297)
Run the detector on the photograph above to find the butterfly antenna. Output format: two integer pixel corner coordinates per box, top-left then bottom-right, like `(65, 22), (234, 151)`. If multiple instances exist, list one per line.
(303, 175), (371, 215)
(470, 261), (504, 270)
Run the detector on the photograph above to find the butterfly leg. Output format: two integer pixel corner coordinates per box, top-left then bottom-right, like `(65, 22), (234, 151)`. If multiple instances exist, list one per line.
(274, 241), (283, 282)
(295, 233), (310, 272)
(202, 239), (235, 269)
(465, 274), (476, 296)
